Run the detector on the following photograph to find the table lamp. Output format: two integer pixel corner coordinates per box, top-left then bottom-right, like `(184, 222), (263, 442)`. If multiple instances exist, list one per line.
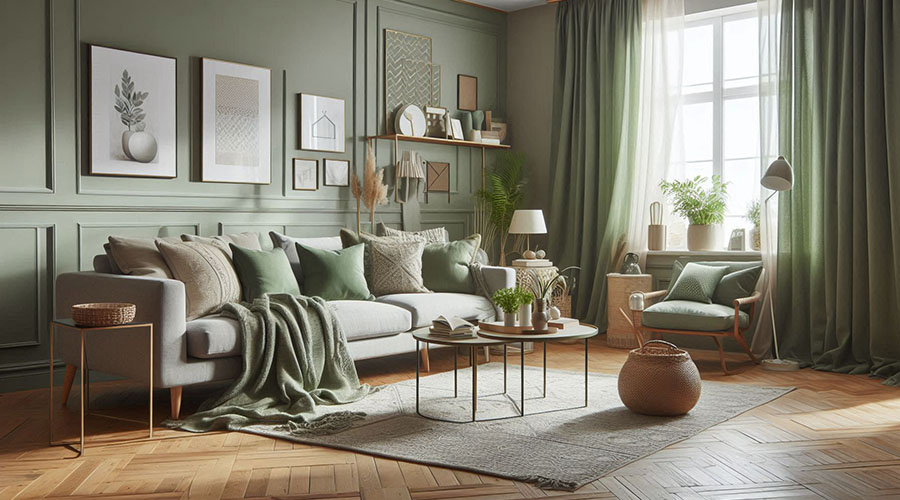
(760, 155), (799, 371)
(509, 209), (547, 257)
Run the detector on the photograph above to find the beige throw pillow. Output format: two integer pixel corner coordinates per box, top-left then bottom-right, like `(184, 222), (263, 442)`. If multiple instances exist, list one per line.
(107, 235), (181, 278)
(156, 241), (242, 320)
(369, 239), (430, 296)
(380, 225), (449, 244)
(181, 232), (262, 258)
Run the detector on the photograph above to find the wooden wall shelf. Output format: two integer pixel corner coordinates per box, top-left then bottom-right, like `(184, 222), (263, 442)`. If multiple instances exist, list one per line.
(367, 134), (510, 149)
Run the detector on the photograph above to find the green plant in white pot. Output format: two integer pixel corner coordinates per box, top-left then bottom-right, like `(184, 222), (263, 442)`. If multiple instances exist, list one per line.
(493, 287), (522, 327)
(660, 175), (729, 251)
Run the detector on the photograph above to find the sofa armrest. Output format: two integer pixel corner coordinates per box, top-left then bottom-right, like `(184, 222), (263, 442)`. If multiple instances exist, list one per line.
(55, 272), (187, 387)
(479, 265), (516, 297)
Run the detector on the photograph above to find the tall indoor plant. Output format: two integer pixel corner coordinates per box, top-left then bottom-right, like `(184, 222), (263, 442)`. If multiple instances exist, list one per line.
(476, 152), (527, 265)
(659, 175), (729, 251)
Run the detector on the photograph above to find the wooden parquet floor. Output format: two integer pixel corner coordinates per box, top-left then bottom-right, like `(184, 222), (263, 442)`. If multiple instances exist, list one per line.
(2, 336), (900, 499)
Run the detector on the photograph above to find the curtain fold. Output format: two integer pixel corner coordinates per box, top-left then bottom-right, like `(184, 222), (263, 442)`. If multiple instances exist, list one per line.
(776, 0), (900, 385)
(548, 0), (642, 328)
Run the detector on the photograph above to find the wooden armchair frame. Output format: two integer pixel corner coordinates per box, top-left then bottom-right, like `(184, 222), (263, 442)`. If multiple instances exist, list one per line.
(626, 289), (763, 374)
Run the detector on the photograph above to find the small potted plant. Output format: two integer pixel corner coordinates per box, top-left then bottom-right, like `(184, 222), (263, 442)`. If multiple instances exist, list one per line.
(659, 175), (729, 251)
(516, 288), (534, 327)
(746, 200), (761, 251)
(493, 287), (522, 327)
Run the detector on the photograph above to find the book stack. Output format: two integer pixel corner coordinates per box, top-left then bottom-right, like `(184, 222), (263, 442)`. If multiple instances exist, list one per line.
(429, 315), (476, 338)
(511, 258), (553, 267)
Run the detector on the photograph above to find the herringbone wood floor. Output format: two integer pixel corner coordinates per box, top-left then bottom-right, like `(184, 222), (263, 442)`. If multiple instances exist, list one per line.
(2, 336), (900, 500)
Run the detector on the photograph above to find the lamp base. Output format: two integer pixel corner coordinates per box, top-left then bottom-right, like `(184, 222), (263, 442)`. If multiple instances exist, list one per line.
(761, 358), (800, 371)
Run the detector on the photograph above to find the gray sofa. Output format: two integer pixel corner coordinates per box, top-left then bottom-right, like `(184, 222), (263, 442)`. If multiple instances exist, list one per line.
(54, 235), (514, 418)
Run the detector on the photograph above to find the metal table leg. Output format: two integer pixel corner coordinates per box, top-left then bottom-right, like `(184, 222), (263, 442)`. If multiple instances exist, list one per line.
(415, 340), (420, 415)
(453, 346), (458, 398)
(520, 341), (525, 416)
(503, 344), (507, 394)
(584, 338), (589, 407)
(471, 346), (477, 422)
(543, 342), (547, 398)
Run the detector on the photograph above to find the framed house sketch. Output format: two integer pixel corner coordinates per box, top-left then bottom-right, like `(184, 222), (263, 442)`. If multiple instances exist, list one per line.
(300, 94), (345, 153)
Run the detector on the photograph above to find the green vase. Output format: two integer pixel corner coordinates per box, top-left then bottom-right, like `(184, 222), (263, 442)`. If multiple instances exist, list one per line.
(471, 110), (485, 131)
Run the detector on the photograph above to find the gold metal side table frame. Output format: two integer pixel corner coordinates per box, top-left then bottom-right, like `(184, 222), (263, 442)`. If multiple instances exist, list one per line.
(49, 319), (153, 457)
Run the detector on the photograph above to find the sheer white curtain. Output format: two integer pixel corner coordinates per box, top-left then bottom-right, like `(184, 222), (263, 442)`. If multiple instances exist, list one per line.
(751, 0), (782, 358)
(626, 0), (684, 265)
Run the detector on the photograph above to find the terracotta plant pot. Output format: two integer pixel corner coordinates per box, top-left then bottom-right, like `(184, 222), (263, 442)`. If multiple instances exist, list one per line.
(617, 340), (701, 416)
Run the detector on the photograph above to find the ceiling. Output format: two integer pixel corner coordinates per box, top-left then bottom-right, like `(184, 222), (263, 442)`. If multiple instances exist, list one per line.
(456, 0), (549, 13)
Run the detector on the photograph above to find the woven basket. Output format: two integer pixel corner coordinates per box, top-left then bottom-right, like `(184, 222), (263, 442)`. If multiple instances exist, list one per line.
(72, 303), (136, 327)
(617, 340), (701, 416)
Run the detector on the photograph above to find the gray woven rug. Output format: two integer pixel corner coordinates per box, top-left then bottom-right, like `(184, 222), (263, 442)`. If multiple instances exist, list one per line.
(243, 363), (792, 490)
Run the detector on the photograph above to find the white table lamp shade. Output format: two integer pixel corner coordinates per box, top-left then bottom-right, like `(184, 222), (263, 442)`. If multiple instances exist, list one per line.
(509, 209), (547, 235)
(761, 155), (793, 191)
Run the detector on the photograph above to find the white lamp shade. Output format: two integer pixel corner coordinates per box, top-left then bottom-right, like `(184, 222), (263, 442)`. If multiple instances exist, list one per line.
(509, 209), (547, 234)
(761, 155), (794, 191)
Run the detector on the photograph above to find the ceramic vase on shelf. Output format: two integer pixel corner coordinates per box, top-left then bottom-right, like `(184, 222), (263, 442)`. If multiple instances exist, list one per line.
(518, 302), (532, 327)
(504, 312), (518, 327)
(532, 298), (549, 331)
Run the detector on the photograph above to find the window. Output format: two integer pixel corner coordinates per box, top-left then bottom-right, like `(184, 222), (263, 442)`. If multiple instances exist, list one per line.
(667, 4), (764, 249)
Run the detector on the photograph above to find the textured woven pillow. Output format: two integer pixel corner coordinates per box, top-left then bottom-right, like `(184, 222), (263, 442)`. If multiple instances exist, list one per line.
(379, 225), (449, 244)
(665, 263), (728, 304)
(156, 241), (241, 320)
(181, 232), (262, 258)
(107, 235), (181, 278)
(369, 238), (429, 295)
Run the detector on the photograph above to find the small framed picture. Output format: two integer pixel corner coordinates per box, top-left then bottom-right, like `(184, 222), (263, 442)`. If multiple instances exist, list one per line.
(426, 161), (450, 203)
(300, 94), (345, 153)
(450, 118), (464, 140)
(457, 74), (477, 111)
(324, 159), (350, 187)
(292, 158), (318, 191)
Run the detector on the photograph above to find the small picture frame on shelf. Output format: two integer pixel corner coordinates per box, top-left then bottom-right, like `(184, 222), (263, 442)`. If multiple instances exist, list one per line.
(450, 118), (464, 141)
(324, 158), (350, 187)
(292, 158), (318, 191)
(426, 161), (450, 203)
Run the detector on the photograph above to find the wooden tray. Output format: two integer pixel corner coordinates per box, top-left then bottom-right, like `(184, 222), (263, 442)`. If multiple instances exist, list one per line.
(478, 321), (558, 335)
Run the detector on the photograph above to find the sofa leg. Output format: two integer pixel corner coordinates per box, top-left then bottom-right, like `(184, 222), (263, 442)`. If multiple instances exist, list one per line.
(420, 344), (431, 372)
(60, 365), (77, 407)
(170, 386), (183, 420)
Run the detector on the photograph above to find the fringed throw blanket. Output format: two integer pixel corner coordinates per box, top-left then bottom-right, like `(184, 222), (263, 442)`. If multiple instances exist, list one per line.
(165, 293), (374, 435)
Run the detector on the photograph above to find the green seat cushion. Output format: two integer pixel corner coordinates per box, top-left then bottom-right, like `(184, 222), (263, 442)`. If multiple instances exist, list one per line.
(713, 265), (762, 306)
(665, 263), (728, 303)
(295, 242), (373, 301)
(422, 234), (481, 294)
(642, 300), (750, 332)
(229, 245), (301, 301)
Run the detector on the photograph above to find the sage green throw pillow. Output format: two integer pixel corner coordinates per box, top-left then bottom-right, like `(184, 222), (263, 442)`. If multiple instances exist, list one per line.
(713, 265), (762, 306)
(422, 234), (481, 294)
(229, 245), (300, 301)
(665, 262), (728, 304)
(296, 242), (373, 301)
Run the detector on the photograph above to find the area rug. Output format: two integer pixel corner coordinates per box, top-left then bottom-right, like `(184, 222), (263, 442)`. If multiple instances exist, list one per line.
(243, 363), (792, 490)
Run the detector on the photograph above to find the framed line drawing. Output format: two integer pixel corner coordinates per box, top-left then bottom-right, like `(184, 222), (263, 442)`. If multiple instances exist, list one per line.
(88, 45), (176, 178)
(299, 93), (345, 153)
(292, 158), (318, 191)
(426, 161), (450, 202)
(324, 158), (350, 187)
(201, 58), (271, 184)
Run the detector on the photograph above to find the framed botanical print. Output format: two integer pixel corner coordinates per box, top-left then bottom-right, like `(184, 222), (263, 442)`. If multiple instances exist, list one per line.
(299, 94), (345, 153)
(201, 58), (271, 184)
(324, 159), (350, 187)
(89, 45), (176, 177)
(292, 158), (318, 191)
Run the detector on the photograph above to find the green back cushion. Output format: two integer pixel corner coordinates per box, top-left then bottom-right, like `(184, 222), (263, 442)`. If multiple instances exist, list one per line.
(667, 260), (762, 291)
(296, 242), (372, 300)
(713, 265), (762, 306)
(229, 245), (300, 301)
(665, 262), (728, 303)
(422, 235), (481, 293)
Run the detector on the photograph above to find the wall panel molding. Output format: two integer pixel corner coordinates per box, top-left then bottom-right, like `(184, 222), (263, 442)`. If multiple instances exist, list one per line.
(0, 224), (54, 350)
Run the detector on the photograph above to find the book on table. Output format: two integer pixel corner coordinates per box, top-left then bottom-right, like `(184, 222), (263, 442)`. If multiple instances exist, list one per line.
(430, 315), (476, 337)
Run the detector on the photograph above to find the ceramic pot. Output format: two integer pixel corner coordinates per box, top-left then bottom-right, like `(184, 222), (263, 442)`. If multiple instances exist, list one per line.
(750, 226), (761, 251)
(518, 302), (532, 327)
(460, 112), (473, 140)
(548, 305), (561, 320)
(504, 312), (518, 327)
(531, 298), (549, 331)
(618, 340), (701, 416)
(122, 130), (158, 163)
(471, 110), (485, 130)
(687, 224), (721, 251)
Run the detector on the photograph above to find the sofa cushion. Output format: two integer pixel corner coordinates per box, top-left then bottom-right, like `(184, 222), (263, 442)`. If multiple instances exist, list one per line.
(296, 243), (372, 301)
(107, 235), (181, 278)
(422, 235), (481, 294)
(377, 292), (495, 328)
(369, 239), (429, 295)
(157, 240), (242, 320)
(713, 265), (763, 306)
(269, 232), (343, 286)
(186, 302), (410, 359)
(665, 263), (728, 304)
(642, 300), (750, 332)
(230, 245), (300, 300)
(181, 232), (262, 258)
(668, 260), (763, 292)
(377, 224), (449, 243)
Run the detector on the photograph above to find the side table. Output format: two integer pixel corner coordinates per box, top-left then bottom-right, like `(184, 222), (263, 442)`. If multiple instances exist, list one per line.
(49, 319), (154, 456)
(606, 273), (652, 349)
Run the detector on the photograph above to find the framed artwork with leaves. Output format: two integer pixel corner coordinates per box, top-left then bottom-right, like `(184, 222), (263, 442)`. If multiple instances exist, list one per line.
(89, 45), (177, 177)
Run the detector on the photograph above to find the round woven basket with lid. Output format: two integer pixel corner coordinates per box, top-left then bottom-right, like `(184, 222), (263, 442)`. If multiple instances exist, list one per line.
(617, 340), (701, 416)
(72, 303), (136, 327)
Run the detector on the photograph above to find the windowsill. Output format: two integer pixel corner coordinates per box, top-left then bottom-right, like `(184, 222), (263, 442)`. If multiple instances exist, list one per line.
(647, 250), (761, 257)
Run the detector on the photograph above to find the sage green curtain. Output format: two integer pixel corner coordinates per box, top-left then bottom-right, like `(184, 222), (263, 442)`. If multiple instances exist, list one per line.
(776, 0), (900, 385)
(548, 0), (641, 328)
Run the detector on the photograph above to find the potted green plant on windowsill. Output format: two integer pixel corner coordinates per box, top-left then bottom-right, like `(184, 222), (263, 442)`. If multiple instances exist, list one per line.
(746, 200), (761, 251)
(659, 175), (729, 251)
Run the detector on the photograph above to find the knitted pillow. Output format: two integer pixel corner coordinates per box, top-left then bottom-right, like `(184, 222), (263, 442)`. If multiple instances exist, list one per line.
(665, 263), (728, 304)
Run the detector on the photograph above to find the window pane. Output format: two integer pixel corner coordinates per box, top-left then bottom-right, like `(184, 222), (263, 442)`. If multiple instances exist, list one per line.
(723, 16), (758, 83)
(683, 102), (713, 162)
(723, 97), (759, 159)
(685, 161), (713, 180)
(684, 24), (713, 87)
(722, 158), (759, 218)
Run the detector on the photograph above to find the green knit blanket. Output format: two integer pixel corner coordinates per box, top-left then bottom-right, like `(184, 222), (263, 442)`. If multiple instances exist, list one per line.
(165, 293), (374, 435)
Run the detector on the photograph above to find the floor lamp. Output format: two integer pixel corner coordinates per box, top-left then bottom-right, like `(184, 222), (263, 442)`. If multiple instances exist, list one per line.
(760, 155), (800, 371)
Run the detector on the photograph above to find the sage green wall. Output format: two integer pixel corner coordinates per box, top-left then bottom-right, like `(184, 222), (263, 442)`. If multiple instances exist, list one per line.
(0, 0), (507, 392)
